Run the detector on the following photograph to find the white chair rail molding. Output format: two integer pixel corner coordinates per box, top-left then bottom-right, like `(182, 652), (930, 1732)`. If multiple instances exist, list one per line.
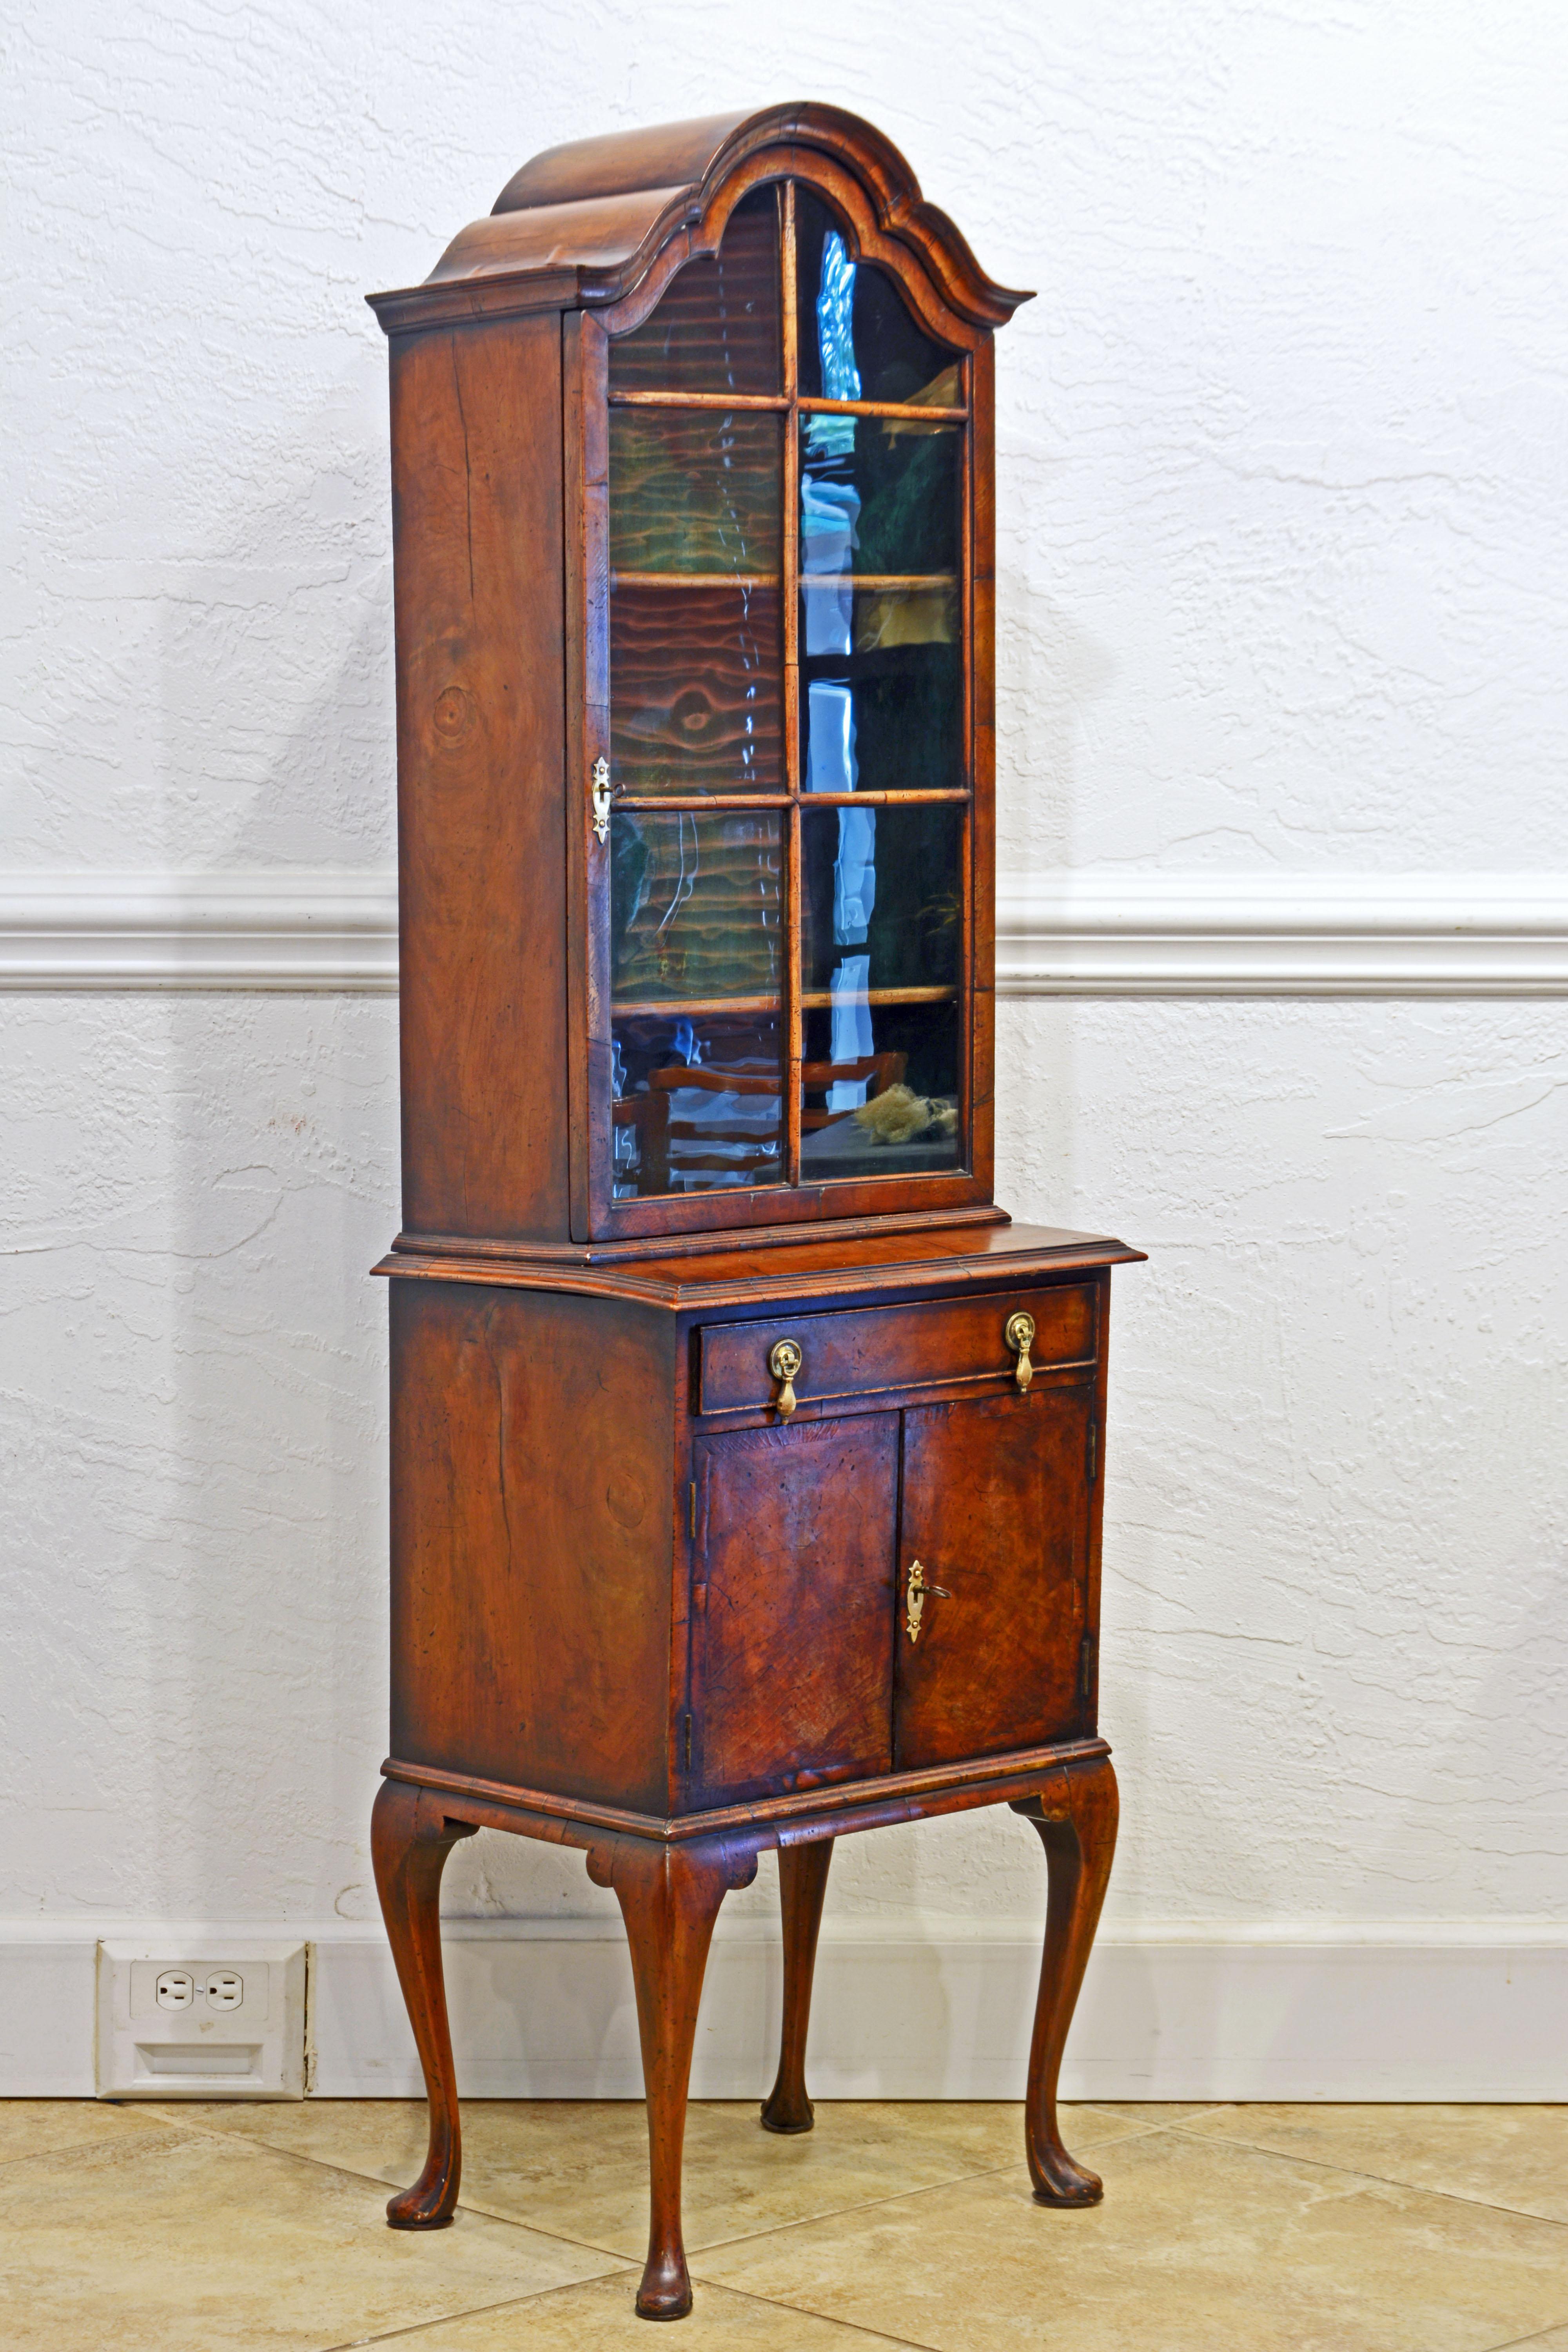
(4, 868), (1568, 996)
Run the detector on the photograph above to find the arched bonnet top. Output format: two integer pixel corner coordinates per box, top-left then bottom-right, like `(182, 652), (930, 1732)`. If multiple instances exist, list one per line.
(367, 104), (1032, 338)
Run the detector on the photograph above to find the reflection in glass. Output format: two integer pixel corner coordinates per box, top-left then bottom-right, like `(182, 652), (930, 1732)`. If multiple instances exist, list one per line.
(801, 805), (961, 993)
(795, 190), (959, 407)
(610, 186), (781, 396)
(610, 410), (782, 576)
(800, 414), (960, 580)
(611, 810), (782, 1004)
(611, 1013), (782, 1196)
(611, 584), (782, 793)
(799, 998), (962, 1179)
(800, 584), (961, 794)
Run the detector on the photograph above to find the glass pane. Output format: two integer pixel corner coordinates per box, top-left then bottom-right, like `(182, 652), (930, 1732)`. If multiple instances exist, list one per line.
(610, 809), (783, 1004)
(800, 805), (962, 993)
(610, 185), (782, 396)
(610, 410), (782, 576)
(612, 583), (782, 794)
(799, 584), (961, 794)
(612, 1013), (783, 1196)
(798, 806), (962, 1185)
(800, 413), (960, 580)
(795, 187), (960, 407)
(799, 998), (962, 1180)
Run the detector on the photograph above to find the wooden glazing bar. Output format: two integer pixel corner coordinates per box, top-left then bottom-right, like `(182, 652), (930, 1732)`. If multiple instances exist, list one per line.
(785, 801), (804, 1184)
(615, 793), (794, 811)
(609, 994), (784, 1020)
(615, 789), (970, 811)
(799, 985), (959, 1010)
(958, 354), (975, 1172)
(798, 573), (957, 592)
(798, 396), (969, 423)
(782, 181), (804, 1188)
(796, 790), (972, 806)
(608, 390), (791, 411)
(611, 571), (781, 591)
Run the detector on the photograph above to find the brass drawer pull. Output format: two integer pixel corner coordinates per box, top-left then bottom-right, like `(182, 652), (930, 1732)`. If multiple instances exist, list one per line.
(769, 1339), (803, 1420)
(1005, 1310), (1036, 1392)
(904, 1558), (953, 1643)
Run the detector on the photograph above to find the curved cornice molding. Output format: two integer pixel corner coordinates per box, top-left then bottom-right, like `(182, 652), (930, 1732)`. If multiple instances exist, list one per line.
(368, 103), (1032, 336)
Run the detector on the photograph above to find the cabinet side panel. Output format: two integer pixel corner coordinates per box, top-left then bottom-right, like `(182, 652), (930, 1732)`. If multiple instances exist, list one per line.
(389, 1281), (673, 1813)
(390, 315), (569, 1241)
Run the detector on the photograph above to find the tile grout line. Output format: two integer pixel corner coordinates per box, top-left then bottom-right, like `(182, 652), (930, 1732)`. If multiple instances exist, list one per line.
(0, 2114), (200, 2173)
(110, 2124), (644, 2271)
(312, 2272), (637, 2352)
(673, 2277), (945, 2352)
(105, 2110), (1160, 2268)
(314, 2267), (938, 2352)
(1154, 2118), (1568, 2233)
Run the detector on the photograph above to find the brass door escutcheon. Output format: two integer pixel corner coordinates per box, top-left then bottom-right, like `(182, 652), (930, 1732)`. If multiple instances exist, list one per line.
(768, 1339), (803, 1420)
(904, 1557), (953, 1643)
(1005, 1309), (1036, 1392)
(590, 756), (612, 843)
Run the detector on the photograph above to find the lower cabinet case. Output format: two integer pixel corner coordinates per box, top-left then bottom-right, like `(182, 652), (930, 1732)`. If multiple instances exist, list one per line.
(375, 1228), (1137, 2316)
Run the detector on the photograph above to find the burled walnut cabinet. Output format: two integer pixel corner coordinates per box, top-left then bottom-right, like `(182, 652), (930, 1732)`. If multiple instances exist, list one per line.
(367, 106), (1141, 2321)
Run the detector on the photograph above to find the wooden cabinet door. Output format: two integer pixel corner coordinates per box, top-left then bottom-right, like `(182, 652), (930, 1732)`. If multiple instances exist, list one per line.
(690, 1416), (897, 1806)
(894, 1388), (1093, 1772)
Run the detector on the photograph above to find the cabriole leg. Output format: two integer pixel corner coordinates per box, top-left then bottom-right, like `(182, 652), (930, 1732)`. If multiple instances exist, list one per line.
(1012, 1755), (1119, 2206)
(760, 1837), (833, 2134)
(371, 1777), (477, 2228)
(596, 1835), (757, 2321)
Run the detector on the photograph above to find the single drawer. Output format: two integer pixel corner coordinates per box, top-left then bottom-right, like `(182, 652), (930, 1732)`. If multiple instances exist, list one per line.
(697, 1283), (1097, 1418)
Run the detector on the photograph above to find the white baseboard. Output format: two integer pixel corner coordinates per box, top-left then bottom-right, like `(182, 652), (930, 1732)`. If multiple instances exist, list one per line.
(4, 871), (1568, 995)
(5, 1919), (1562, 2102)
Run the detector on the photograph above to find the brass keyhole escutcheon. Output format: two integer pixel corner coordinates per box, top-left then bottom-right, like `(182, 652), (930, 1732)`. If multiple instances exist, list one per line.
(1005, 1310), (1036, 1392)
(768, 1339), (803, 1421)
(590, 756), (612, 843)
(904, 1557), (953, 1644)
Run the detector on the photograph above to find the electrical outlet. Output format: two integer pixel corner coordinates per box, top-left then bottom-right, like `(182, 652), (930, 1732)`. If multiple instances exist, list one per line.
(96, 1940), (309, 2099)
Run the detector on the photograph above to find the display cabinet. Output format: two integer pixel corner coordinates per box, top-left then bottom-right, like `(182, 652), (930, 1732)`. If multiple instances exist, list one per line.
(368, 104), (1142, 2321)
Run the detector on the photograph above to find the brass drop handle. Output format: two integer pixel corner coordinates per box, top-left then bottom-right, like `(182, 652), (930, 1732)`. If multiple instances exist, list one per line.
(590, 756), (612, 843)
(769, 1339), (803, 1420)
(1005, 1309), (1036, 1393)
(904, 1558), (953, 1644)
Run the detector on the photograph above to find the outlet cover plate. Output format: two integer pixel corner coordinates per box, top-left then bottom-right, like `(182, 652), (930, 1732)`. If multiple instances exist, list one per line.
(96, 1940), (310, 2099)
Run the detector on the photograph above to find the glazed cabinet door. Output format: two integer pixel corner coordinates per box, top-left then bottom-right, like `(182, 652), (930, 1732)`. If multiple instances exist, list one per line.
(571, 169), (996, 1240)
(894, 1387), (1094, 1771)
(689, 1415), (897, 1806)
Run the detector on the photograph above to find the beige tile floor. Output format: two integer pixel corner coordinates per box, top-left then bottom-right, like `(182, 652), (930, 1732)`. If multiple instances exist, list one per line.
(1, 2098), (1564, 2351)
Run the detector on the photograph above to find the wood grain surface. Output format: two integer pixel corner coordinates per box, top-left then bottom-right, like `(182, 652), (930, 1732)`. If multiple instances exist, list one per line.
(691, 1416), (898, 1804)
(611, 583), (783, 795)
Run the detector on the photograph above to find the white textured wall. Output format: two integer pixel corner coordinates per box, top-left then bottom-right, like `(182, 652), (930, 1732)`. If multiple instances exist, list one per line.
(3, 0), (1566, 2063)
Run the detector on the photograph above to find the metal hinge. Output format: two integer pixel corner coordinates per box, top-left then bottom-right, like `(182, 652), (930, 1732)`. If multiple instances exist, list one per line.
(683, 1713), (693, 1772)
(688, 1480), (697, 1539)
(1076, 1629), (1098, 1709)
(1086, 1417), (1099, 1483)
